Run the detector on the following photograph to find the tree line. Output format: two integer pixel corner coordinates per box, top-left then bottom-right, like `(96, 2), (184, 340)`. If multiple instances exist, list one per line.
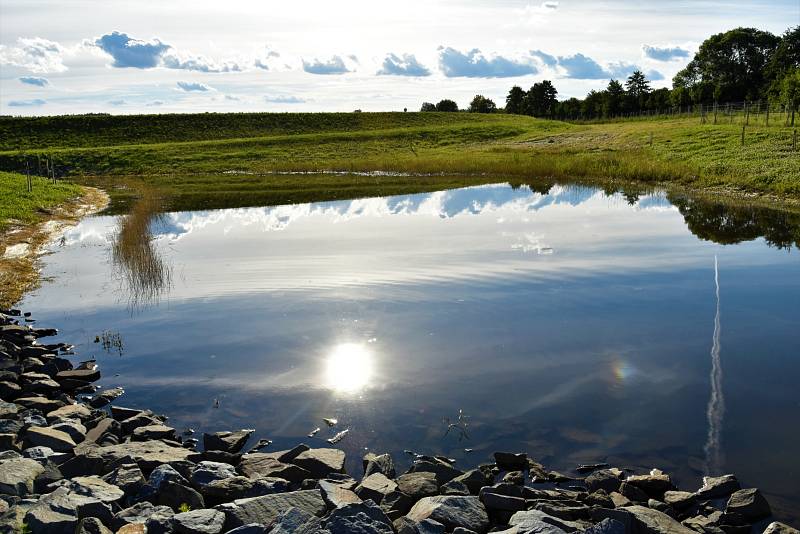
(420, 26), (799, 122)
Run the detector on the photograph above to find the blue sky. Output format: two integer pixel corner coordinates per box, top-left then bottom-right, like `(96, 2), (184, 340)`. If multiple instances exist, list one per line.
(0, 0), (796, 115)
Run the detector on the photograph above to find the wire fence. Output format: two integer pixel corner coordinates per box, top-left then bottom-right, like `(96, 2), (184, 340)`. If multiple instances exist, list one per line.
(562, 101), (798, 127)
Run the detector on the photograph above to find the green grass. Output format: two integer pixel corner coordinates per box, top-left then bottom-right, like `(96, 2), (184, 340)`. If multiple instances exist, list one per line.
(0, 172), (82, 231)
(0, 112), (797, 208)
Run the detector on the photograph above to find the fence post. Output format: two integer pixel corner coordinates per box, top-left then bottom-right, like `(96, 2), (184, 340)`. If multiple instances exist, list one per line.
(649, 132), (653, 147)
(745, 101), (749, 126)
(794, 129), (798, 152)
(741, 124), (745, 146)
(766, 104), (770, 126)
(25, 159), (32, 193)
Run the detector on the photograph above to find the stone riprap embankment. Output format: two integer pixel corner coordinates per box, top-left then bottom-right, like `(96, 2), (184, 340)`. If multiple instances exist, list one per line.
(0, 309), (797, 534)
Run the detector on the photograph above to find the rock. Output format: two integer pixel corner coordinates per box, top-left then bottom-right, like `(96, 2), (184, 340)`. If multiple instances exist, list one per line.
(452, 469), (492, 495)
(102, 463), (146, 497)
(274, 444), (310, 463)
(322, 500), (394, 534)
(172, 508), (226, 534)
(494, 452), (528, 471)
(319, 479), (362, 508)
(121, 412), (161, 435)
(620, 482), (650, 503)
(441, 480), (471, 496)
(625, 471), (673, 498)
(224, 525), (267, 534)
(610, 492), (632, 508)
(117, 525), (147, 534)
(582, 518), (627, 534)
(25, 487), (113, 534)
(23, 427), (71, 456)
(355, 472), (399, 504)
(623, 505), (696, 534)
(83, 418), (118, 444)
(0, 399), (20, 417)
(381, 490), (413, 520)
(132, 424), (177, 442)
(763, 523), (800, 534)
(217, 489), (326, 529)
(406, 496), (489, 533)
(683, 511), (723, 532)
(110, 406), (149, 421)
(56, 368), (100, 383)
(663, 491), (695, 510)
(397, 472), (439, 500)
(291, 448), (346, 478)
(50, 420), (87, 444)
(695, 475), (740, 500)
(268, 506), (321, 533)
(156, 479), (206, 511)
(725, 488), (771, 522)
(533, 501), (590, 521)
(503, 471), (525, 485)
(95, 439), (202, 473)
(0, 456), (45, 495)
(203, 430), (254, 454)
(144, 505), (176, 534)
(76, 516), (114, 534)
(407, 459), (464, 485)
(193, 461), (238, 488)
(238, 454), (311, 482)
(0, 380), (21, 398)
(203, 476), (289, 503)
(88, 387), (124, 408)
(113, 502), (174, 530)
(364, 453), (396, 478)
(586, 470), (622, 494)
(69, 476), (125, 503)
(507, 510), (570, 534)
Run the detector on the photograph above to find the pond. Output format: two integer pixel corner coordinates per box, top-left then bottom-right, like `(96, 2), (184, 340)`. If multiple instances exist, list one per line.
(21, 180), (800, 520)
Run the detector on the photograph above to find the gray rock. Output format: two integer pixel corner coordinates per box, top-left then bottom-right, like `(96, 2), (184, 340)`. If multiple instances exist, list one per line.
(363, 453), (396, 478)
(113, 502), (174, 530)
(144, 505), (176, 534)
(23, 445), (55, 461)
(89, 387), (125, 408)
(133, 424), (177, 442)
(102, 463), (146, 497)
(156, 479), (206, 511)
(397, 472), (439, 500)
(26, 426), (77, 452)
(270, 506), (321, 534)
(507, 510), (570, 534)
(725, 488), (771, 522)
(585, 470), (622, 494)
(319, 479), (362, 508)
(46, 403), (93, 423)
(238, 454), (311, 483)
(620, 482), (649, 503)
(275, 444), (311, 463)
(663, 491), (695, 511)
(581, 518), (626, 534)
(441, 480), (471, 496)
(224, 524), (267, 534)
(381, 490), (413, 520)
(94, 439), (202, 473)
(762, 523), (800, 534)
(203, 476), (289, 503)
(407, 460), (464, 485)
(204, 430), (254, 454)
(406, 496), (489, 533)
(322, 500), (394, 534)
(533, 501), (590, 521)
(76, 516), (114, 534)
(355, 473), (399, 504)
(68, 476), (125, 503)
(0, 456), (45, 495)
(25, 487), (113, 534)
(452, 469), (492, 495)
(172, 508), (226, 534)
(394, 517), (448, 534)
(494, 452), (528, 471)
(695, 475), (740, 500)
(479, 486), (526, 512)
(624, 471), (673, 498)
(291, 448), (346, 478)
(217, 489), (326, 529)
(193, 461), (238, 488)
(622, 505), (696, 534)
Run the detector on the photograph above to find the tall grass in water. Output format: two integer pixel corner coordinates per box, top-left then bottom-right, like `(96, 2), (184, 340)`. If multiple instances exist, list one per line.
(111, 189), (171, 310)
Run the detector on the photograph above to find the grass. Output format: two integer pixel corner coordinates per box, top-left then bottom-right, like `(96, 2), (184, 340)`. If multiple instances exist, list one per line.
(0, 112), (797, 212)
(0, 171), (82, 231)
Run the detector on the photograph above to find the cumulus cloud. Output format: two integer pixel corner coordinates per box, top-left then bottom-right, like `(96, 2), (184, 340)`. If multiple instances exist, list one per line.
(642, 45), (691, 61)
(163, 51), (242, 73)
(556, 53), (609, 79)
(438, 47), (537, 78)
(94, 31), (169, 68)
(146, 100), (164, 106)
(377, 53), (431, 76)
(176, 81), (212, 92)
(0, 37), (67, 73)
(302, 55), (352, 75)
(8, 99), (46, 107)
(108, 99), (126, 106)
(530, 49), (557, 67)
(265, 95), (305, 103)
(19, 76), (49, 87)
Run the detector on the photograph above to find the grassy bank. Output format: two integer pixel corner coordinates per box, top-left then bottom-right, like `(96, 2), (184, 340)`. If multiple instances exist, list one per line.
(0, 171), (82, 231)
(0, 112), (797, 205)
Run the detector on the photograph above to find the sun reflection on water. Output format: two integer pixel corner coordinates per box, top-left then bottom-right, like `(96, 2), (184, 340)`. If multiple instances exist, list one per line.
(325, 343), (374, 393)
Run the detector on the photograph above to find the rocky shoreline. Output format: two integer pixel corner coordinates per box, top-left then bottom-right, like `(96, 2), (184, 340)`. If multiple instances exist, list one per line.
(1, 309), (797, 534)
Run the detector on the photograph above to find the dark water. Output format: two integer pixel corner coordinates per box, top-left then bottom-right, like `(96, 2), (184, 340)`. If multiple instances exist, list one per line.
(21, 182), (800, 519)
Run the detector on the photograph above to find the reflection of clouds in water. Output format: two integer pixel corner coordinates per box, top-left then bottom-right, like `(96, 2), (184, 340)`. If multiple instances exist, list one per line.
(148, 184), (673, 241)
(704, 255), (724, 475)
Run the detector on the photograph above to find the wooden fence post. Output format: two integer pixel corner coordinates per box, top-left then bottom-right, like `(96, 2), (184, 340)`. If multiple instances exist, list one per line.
(25, 159), (32, 193)
(741, 125), (745, 146)
(794, 129), (797, 152)
(766, 104), (770, 126)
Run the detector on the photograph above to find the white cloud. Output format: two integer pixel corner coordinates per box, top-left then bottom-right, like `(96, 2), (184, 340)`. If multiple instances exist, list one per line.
(176, 81), (212, 92)
(0, 37), (67, 73)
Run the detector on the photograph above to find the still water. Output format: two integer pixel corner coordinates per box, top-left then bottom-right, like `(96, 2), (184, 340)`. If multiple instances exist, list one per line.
(22, 182), (800, 518)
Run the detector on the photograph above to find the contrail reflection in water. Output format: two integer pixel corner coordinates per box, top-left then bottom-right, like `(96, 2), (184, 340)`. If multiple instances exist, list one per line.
(704, 255), (724, 475)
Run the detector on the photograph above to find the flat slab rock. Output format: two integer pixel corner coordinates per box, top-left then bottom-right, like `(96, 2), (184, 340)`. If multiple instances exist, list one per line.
(0, 456), (46, 495)
(172, 508), (226, 534)
(406, 496), (489, 533)
(217, 489), (326, 529)
(291, 447), (346, 478)
(94, 439), (202, 470)
(622, 505), (697, 534)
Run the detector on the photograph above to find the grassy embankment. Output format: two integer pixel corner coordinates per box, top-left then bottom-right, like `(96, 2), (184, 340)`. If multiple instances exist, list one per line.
(0, 111), (797, 213)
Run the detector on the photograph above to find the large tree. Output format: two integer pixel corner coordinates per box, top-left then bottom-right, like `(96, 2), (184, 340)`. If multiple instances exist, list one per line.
(673, 27), (780, 103)
(603, 79), (626, 117)
(505, 86), (525, 115)
(435, 99), (459, 112)
(523, 80), (558, 117)
(469, 95), (497, 113)
(625, 70), (652, 111)
(420, 102), (437, 112)
(765, 26), (800, 99)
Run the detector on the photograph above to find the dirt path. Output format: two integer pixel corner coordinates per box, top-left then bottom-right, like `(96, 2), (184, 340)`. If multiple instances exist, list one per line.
(0, 186), (109, 308)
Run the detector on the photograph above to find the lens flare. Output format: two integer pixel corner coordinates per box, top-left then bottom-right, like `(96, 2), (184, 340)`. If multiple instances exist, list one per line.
(325, 343), (373, 393)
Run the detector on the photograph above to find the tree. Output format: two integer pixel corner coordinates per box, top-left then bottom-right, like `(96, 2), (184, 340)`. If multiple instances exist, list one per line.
(781, 68), (800, 125)
(603, 79), (625, 117)
(625, 70), (651, 111)
(523, 80), (558, 117)
(673, 27), (780, 103)
(506, 86), (526, 115)
(435, 99), (459, 112)
(420, 102), (437, 112)
(765, 26), (800, 100)
(468, 95), (497, 113)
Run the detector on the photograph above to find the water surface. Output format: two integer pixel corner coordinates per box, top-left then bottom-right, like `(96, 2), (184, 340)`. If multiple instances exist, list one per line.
(22, 182), (800, 519)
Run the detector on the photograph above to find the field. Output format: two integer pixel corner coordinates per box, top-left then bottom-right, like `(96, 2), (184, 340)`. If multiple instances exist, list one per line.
(0, 171), (82, 231)
(0, 111), (798, 217)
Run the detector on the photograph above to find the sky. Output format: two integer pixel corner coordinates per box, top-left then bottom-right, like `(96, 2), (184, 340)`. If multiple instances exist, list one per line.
(0, 0), (796, 115)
